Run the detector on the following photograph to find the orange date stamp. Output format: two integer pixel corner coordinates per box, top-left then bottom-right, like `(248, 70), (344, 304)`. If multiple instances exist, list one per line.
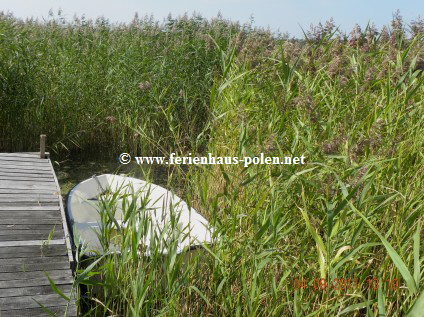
(292, 277), (400, 292)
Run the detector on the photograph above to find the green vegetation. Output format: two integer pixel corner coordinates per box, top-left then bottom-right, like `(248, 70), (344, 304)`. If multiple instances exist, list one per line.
(1, 11), (423, 316)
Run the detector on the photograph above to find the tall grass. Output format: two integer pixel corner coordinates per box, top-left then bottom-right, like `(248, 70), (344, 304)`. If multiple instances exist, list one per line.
(1, 10), (423, 316)
(0, 11), (272, 156)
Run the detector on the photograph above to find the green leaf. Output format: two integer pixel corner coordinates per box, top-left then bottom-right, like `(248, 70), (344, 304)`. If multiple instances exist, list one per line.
(44, 271), (70, 301)
(350, 205), (417, 294)
(75, 253), (107, 285)
(287, 167), (318, 186)
(190, 285), (211, 307)
(339, 300), (376, 315)
(406, 290), (424, 317)
(33, 298), (59, 317)
(377, 280), (386, 317)
(413, 221), (421, 286)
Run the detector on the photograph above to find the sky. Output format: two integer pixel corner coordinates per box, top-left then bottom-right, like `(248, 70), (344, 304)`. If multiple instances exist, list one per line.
(0, 0), (423, 38)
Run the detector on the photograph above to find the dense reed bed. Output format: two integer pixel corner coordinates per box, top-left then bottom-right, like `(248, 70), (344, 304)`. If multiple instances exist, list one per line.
(1, 11), (423, 316)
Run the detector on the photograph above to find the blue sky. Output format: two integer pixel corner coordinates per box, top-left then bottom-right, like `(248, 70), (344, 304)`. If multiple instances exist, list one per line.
(0, 0), (423, 37)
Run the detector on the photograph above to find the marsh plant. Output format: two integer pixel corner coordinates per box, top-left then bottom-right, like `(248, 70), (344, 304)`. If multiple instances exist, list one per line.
(1, 10), (423, 317)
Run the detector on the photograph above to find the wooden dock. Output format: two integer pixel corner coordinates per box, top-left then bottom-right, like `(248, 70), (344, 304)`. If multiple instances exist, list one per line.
(0, 151), (76, 316)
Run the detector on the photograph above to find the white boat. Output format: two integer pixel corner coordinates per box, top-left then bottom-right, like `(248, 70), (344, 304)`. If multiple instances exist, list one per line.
(66, 174), (214, 256)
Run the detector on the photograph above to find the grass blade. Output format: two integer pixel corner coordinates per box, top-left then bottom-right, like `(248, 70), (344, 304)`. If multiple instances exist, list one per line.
(350, 204), (417, 294)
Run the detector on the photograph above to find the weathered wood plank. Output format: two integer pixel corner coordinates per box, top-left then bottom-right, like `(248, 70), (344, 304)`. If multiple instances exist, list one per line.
(0, 155), (49, 162)
(0, 239), (65, 247)
(0, 284), (72, 298)
(0, 158), (50, 165)
(0, 188), (60, 194)
(0, 255), (68, 266)
(0, 191), (59, 195)
(0, 305), (77, 317)
(0, 244), (67, 257)
(0, 224), (60, 231)
(0, 181), (56, 190)
(0, 193), (57, 198)
(0, 202), (59, 207)
(0, 193), (58, 199)
(0, 293), (73, 310)
(0, 201), (58, 207)
(0, 158), (51, 166)
(0, 260), (70, 273)
(0, 199), (58, 205)
(0, 206), (60, 211)
(50, 160), (75, 269)
(0, 175), (55, 182)
(0, 232), (64, 241)
(0, 170), (53, 177)
(0, 269), (73, 282)
(0, 179), (56, 186)
(0, 152), (42, 158)
(0, 228), (63, 236)
(0, 218), (63, 225)
(0, 211), (62, 218)
(0, 164), (52, 171)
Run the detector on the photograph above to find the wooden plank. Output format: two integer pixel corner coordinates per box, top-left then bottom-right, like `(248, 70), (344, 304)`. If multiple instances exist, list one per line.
(0, 193), (59, 199)
(0, 164), (52, 171)
(0, 158), (50, 166)
(0, 200), (58, 206)
(0, 275), (72, 289)
(0, 169), (52, 176)
(0, 255), (68, 266)
(0, 194), (59, 207)
(0, 163), (51, 171)
(0, 232), (64, 241)
(0, 244), (67, 257)
(0, 181), (56, 190)
(0, 170), (54, 178)
(50, 159), (75, 269)
(0, 202), (57, 206)
(0, 305), (76, 317)
(0, 226), (63, 235)
(0, 224), (60, 231)
(0, 210), (62, 218)
(0, 170), (53, 176)
(0, 175), (55, 182)
(0, 206), (60, 211)
(0, 230), (63, 238)
(0, 284), (72, 298)
(0, 188), (60, 194)
(0, 191), (57, 196)
(0, 269), (73, 282)
(0, 293), (73, 310)
(0, 228), (63, 236)
(0, 176), (54, 188)
(0, 156), (49, 163)
(0, 239), (65, 247)
(0, 160), (51, 171)
(0, 198), (58, 204)
(0, 200), (58, 205)
(20, 152), (50, 156)
(0, 260), (70, 273)
(0, 202), (59, 207)
(0, 218), (63, 225)
(0, 152), (42, 158)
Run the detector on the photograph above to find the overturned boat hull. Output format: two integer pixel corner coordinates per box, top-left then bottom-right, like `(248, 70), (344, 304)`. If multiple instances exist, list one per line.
(66, 174), (214, 256)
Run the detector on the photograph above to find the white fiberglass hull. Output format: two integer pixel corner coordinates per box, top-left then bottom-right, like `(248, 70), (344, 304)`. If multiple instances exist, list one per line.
(66, 174), (214, 256)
